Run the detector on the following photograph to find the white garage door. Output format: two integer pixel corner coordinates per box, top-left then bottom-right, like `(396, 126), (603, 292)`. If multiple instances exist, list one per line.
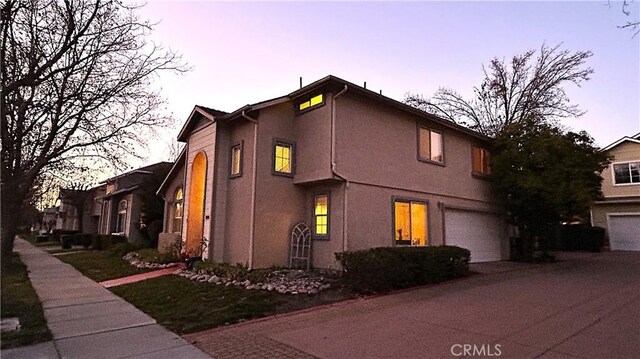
(609, 214), (640, 251)
(445, 210), (504, 263)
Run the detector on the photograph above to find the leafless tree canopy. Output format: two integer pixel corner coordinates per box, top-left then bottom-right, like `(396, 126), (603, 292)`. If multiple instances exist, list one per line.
(618, 0), (640, 36)
(0, 0), (188, 256)
(405, 44), (593, 137)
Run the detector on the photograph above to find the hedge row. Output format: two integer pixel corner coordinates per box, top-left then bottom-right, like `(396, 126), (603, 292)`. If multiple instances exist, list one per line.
(60, 233), (127, 250)
(560, 225), (605, 252)
(335, 246), (471, 294)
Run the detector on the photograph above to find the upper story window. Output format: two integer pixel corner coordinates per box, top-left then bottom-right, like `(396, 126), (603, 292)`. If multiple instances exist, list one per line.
(173, 187), (183, 233)
(230, 142), (242, 178)
(418, 127), (444, 164)
(273, 140), (295, 176)
(314, 194), (329, 239)
(298, 94), (324, 112)
(472, 146), (491, 175)
(613, 161), (640, 185)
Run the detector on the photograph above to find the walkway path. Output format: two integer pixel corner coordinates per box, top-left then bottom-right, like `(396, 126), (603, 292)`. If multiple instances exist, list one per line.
(3, 239), (211, 359)
(99, 264), (184, 288)
(185, 252), (640, 359)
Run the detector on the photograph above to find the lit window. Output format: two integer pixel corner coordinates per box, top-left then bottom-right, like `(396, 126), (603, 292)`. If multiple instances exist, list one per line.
(116, 200), (128, 233)
(298, 94), (324, 112)
(173, 187), (183, 233)
(418, 128), (444, 163)
(230, 143), (242, 177)
(394, 200), (428, 246)
(613, 162), (640, 185)
(274, 141), (294, 175)
(314, 195), (329, 238)
(472, 146), (491, 175)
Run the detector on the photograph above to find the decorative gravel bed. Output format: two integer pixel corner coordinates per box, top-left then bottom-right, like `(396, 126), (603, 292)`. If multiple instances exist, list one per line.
(123, 252), (181, 270)
(175, 268), (335, 295)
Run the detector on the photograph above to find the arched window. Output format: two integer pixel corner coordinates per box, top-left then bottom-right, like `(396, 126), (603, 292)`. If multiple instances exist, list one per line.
(116, 200), (128, 234)
(173, 187), (183, 233)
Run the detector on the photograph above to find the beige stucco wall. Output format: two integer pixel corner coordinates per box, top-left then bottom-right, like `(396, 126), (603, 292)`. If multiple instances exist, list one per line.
(345, 182), (499, 251)
(591, 202), (640, 243)
(252, 103), (307, 269)
(221, 120), (256, 266)
(183, 122), (216, 258)
(601, 142), (640, 198)
(334, 93), (494, 203)
(293, 96), (333, 184)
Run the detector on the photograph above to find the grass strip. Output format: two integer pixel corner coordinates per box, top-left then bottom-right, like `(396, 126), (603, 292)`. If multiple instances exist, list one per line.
(1, 253), (52, 349)
(57, 250), (153, 282)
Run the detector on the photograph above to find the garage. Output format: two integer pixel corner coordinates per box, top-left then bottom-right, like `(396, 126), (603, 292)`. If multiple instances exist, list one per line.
(445, 210), (506, 262)
(608, 214), (640, 251)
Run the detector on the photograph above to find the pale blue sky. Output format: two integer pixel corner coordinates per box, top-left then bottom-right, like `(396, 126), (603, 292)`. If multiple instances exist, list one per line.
(135, 1), (639, 166)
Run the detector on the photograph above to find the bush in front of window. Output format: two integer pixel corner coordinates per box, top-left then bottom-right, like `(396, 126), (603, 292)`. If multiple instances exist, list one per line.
(335, 246), (471, 294)
(91, 234), (128, 250)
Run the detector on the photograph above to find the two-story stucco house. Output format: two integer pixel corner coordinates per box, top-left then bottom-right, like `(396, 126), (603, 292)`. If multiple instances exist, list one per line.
(157, 75), (510, 268)
(591, 132), (640, 251)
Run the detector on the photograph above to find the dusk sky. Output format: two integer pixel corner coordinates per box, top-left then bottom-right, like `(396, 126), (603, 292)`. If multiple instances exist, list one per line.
(134, 1), (639, 167)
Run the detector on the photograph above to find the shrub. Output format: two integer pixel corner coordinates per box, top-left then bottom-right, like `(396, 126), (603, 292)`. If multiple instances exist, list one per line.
(335, 246), (471, 294)
(193, 261), (250, 280)
(70, 234), (92, 248)
(109, 242), (144, 257)
(91, 234), (129, 250)
(60, 235), (73, 249)
(51, 229), (79, 243)
(136, 248), (180, 264)
(560, 225), (605, 252)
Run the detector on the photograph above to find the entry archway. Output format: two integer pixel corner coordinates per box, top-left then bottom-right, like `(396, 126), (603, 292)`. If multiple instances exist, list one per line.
(186, 151), (207, 255)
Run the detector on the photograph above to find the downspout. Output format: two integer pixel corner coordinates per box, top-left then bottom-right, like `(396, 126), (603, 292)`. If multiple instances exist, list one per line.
(331, 85), (349, 252)
(242, 110), (258, 269)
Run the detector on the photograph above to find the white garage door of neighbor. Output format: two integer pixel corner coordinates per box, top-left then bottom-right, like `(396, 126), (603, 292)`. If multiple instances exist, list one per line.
(609, 214), (640, 251)
(445, 210), (504, 263)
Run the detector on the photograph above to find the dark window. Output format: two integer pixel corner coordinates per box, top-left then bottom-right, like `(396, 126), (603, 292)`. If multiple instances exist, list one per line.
(613, 162), (640, 184)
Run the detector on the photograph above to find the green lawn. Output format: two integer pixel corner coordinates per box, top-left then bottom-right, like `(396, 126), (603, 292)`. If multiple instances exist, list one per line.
(1, 253), (52, 349)
(111, 275), (353, 335)
(57, 250), (154, 282)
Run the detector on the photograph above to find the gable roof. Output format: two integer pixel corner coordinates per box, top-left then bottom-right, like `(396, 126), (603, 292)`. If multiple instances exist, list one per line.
(156, 147), (186, 197)
(177, 106), (229, 142)
(176, 75), (492, 143)
(601, 132), (640, 152)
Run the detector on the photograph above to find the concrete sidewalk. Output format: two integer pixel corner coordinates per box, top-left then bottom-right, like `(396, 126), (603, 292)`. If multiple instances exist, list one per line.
(2, 239), (211, 359)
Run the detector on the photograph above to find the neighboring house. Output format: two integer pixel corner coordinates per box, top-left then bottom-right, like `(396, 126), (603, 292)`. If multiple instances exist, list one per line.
(157, 75), (510, 269)
(591, 132), (640, 251)
(56, 187), (104, 233)
(42, 207), (58, 233)
(98, 162), (172, 243)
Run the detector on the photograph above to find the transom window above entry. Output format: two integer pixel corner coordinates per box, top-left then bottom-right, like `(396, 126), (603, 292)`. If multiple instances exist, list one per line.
(298, 94), (324, 112)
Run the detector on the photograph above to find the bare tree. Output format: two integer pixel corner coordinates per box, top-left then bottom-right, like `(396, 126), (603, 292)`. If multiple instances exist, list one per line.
(1, 0), (188, 258)
(405, 44), (593, 137)
(615, 0), (640, 36)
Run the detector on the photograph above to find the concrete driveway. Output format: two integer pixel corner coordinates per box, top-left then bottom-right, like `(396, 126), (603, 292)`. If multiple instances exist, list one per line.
(185, 252), (640, 359)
